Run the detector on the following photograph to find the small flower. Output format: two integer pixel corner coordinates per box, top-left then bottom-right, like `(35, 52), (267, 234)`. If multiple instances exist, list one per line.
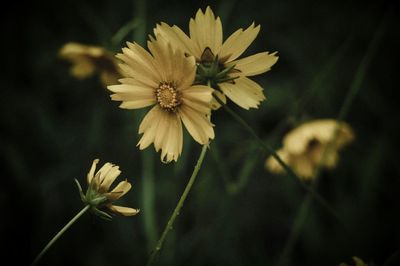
(107, 37), (214, 163)
(75, 159), (139, 219)
(59, 42), (121, 87)
(265, 119), (355, 180)
(339, 256), (368, 266)
(154, 6), (278, 110)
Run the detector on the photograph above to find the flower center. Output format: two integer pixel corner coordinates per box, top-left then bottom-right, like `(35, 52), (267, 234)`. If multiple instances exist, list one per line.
(156, 82), (181, 112)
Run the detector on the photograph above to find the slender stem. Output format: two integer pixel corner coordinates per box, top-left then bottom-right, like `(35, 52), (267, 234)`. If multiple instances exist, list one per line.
(146, 144), (208, 266)
(213, 95), (344, 225)
(32, 205), (90, 266)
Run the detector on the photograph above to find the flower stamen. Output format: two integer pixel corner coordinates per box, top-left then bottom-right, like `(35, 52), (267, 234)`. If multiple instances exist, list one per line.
(156, 82), (181, 112)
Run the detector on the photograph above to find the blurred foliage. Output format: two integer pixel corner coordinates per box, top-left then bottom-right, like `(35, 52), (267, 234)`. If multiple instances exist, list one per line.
(1, 0), (399, 265)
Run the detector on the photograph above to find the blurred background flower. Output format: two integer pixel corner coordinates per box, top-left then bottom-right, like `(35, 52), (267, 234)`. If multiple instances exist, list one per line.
(59, 42), (121, 86)
(265, 119), (354, 180)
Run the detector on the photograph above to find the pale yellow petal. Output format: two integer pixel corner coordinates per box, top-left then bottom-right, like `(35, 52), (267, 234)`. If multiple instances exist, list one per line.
(126, 42), (162, 81)
(96, 163), (114, 184)
(147, 37), (172, 82)
(181, 85), (213, 114)
(292, 154), (316, 180)
(283, 120), (354, 155)
(108, 84), (156, 109)
(154, 22), (202, 59)
(159, 113), (183, 162)
(188, 7), (222, 56)
(87, 159), (99, 184)
(117, 61), (158, 88)
(137, 106), (163, 150)
(178, 105), (214, 144)
(227, 52), (278, 77)
(107, 205), (140, 216)
(210, 90), (227, 110)
(218, 77), (266, 109)
(265, 149), (289, 175)
(70, 59), (96, 78)
(107, 180), (132, 201)
(119, 46), (158, 82)
(219, 23), (260, 62)
(59, 43), (104, 58)
(99, 166), (121, 193)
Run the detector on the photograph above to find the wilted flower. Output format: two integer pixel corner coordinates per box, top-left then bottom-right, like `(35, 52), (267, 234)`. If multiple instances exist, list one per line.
(339, 256), (368, 266)
(75, 159), (139, 219)
(59, 42), (121, 86)
(154, 6), (278, 110)
(266, 119), (354, 180)
(107, 37), (214, 163)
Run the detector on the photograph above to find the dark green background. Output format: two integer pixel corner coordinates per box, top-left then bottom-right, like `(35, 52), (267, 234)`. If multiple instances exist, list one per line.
(1, 0), (399, 265)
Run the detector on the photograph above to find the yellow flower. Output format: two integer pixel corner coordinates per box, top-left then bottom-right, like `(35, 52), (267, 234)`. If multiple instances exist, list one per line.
(75, 159), (139, 219)
(265, 119), (354, 180)
(154, 6), (278, 110)
(339, 256), (367, 266)
(59, 42), (121, 87)
(107, 37), (214, 163)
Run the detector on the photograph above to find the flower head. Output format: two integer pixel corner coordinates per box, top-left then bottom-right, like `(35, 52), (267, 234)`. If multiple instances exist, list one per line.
(75, 159), (139, 219)
(59, 42), (121, 87)
(266, 119), (355, 180)
(154, 6), (278, 110)
(107, 36), (214, 163)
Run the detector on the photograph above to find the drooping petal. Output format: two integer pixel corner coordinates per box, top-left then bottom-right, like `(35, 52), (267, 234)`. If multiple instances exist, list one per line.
(178, 105), (214, 145)
(218, 77), (266, 109)
(210, 90), (227, 110)
(106, 180), (132, 201)
(218, 23), (260, 63)
(107, 204), (140, 216)
(87, 159), (99, 184)
(189, 7), (223, 57)
(226, 52), (278, 77)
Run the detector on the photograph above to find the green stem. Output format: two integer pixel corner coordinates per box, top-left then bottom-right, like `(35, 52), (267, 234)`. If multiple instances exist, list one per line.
(146, 144), (208, 266)
(213, 95), (344, 225)
(32, 205), (90, 266)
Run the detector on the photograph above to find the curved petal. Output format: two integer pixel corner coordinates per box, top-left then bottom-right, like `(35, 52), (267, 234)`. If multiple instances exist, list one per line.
(107, 205), (140, 216)
(99, 166), (121, 193)
(96, 163), (115, 185)
(87, 159), (99, 184)
(226, 52), (278, 77)
(154, 22), (202, 59)
(189, 7), (223, 57)
(218, 77), (266, 109)
(106, 180), (132, 201)
(178, 105), (214, 145)
(219, 23), (260, 63)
